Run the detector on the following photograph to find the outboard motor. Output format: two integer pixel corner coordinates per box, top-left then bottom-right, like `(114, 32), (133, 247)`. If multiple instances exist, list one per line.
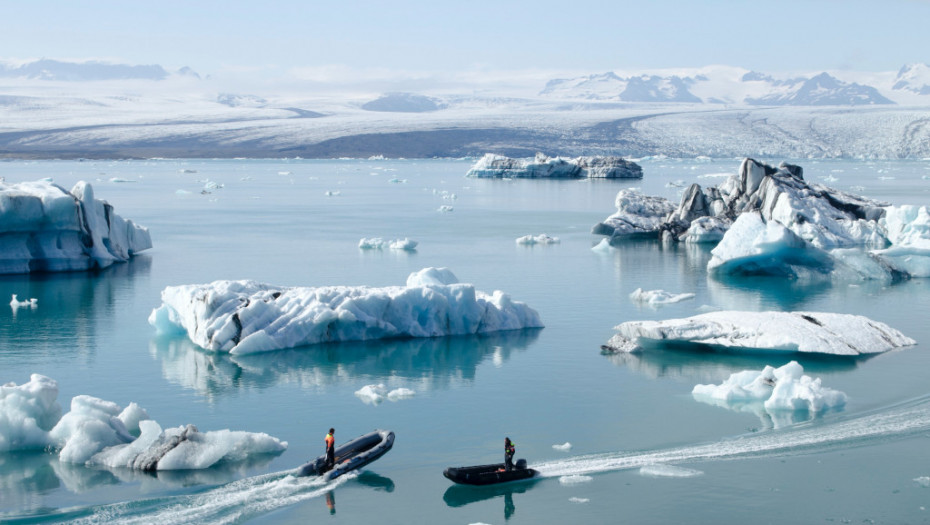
(515, 458), (527, 470)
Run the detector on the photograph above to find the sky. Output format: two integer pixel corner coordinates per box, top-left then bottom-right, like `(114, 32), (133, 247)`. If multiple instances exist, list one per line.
(1, 0), (928, 89)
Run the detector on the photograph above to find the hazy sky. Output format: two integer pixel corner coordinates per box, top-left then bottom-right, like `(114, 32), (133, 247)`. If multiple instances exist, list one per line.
(1, 0), (927, 81)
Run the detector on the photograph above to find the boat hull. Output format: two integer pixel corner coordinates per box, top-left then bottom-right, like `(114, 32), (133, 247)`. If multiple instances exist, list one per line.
(298, 429), (395, 480)
(443, 461), (537, 486)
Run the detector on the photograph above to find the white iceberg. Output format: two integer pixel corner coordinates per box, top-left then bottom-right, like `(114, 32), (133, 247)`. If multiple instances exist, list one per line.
(358, 237), (418, 251)
(692, 361), (847, 428)
(603, 310), (914, 356)
(466, 152), (642, 179)
(0, 180), (151, 274)
(0, 374), (286, 469)
(354, 384), (416, 405)
(629, 288), (695, 306)
(516, 234), (560, 245)
(149, 267), (544, 354)
(552, 442), (572, 452)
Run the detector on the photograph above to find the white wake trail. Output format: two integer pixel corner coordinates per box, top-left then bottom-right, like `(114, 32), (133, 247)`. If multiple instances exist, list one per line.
(534, 396), (930, 478)
(70, 470), (355, 525)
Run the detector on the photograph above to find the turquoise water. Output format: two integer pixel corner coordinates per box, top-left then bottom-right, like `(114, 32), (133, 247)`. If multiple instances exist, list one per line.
(2, 157), (930, 524)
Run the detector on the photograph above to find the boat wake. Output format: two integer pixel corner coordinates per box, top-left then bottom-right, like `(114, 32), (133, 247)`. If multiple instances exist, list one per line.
(534, 394), (930, 478)
(60, 470), (355, 525)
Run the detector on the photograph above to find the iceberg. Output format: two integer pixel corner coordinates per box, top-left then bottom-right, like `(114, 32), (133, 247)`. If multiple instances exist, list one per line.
(0, 374), (286, 469)
(358, 237), (418, 251)
(0, 180), (151, 274)
(593, 158), (930, 280)
(629, 288), (695, 306)
(149, 267), (544, 354)
(466, 152), (642, 179)
(516, 233), (560, 245)
(602, 310), (915, 356)
(692, 361), (847, 428)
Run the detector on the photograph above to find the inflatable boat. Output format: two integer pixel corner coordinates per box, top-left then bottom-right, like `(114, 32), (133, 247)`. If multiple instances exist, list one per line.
(443, 459), (538, 485)
(298, 429), (394, 480)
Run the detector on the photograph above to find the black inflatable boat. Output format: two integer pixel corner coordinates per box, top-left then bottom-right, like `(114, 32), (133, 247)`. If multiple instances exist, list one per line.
(298, 429), (394, 481)
(443, 459), (538, 485)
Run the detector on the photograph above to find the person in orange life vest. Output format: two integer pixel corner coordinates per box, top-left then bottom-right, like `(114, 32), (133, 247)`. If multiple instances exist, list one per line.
(324, 428), (335, 471)
(504, 437), (515, 471)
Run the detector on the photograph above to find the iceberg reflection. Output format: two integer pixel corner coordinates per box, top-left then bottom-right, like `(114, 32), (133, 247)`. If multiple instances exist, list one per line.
(151, 329), (542, 399)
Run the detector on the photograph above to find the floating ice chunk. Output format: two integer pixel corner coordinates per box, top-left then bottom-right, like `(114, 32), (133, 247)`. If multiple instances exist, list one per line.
(603, 310), (914, 356)
(591, 239), (612, 253)
(389, 238), (418, 251)
(915, 476), (930, 488)
(0, 180), (151, 274)
(639, 464), (704, 478)
(9, 294), (38, 313)
(109, 177), (136, 183)
(466, 153), (642, 179)
(516, 234), (560, 245)
(438, 205), (453, 212)
(569, 497), (590, 504)
(559, 474), (593, 485)
(692, 361), (847, 426)
(359, 237), (386, 250)
(591, 190), (676, 241)
(0, 374), (285, 469)
(629, 288), (695, 306)
(150, 268), (542, 354)
(325, 190), (341, 196)
(49, 395), (135, 464)
(0, 374), (61, 452)
(552, 442), (572, 451)
(354, 384), (415, 405)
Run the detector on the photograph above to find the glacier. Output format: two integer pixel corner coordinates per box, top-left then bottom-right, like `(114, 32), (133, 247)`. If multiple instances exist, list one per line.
(466, 153), (643, 179)
(594, 158), (930, 280)
(149, 267), (544, 354)
(0, 180), (151, 274)
(0, 374), (287, 469)
(602, 310), (915, 356)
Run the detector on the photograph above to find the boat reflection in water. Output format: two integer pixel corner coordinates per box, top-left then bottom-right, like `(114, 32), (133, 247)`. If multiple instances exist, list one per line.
(443, 476), (541, 521)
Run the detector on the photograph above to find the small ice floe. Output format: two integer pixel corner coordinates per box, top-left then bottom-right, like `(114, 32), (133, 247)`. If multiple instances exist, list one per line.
(552, 442), (572, 452)
(569, 497), (590, 504)
(354, 384), (415, 405)
(10, 294), (37, 311)
(639, 464), (704, 478)
(915, 476), (930, 487)
(559, 474), (593, 485)
(358, 238), (418, 251)
(629, 288), (695, 307)
(109, 177), (136, 183)
(149, 267), (543, 354)
(603, 310), (914, 356)
(692, 361), (847, 427)
(665, 179), (686, 188)
(438, 205), (453, 212)
(698, 172), (730, 179)
(0, 374), (286, 469)
(591, 239), (612, 253)
(179, 169), (197, 174)
(325, 190), (341, 196)
(278, 171), (291, 176)
(202, 180), (223, 191)
(516, 234), (560, 246)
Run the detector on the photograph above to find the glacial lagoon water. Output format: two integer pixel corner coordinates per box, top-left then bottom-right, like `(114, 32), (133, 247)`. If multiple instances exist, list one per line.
(2, 157), (930, 524)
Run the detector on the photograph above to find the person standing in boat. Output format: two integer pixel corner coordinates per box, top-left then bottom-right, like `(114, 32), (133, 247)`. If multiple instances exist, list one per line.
(504, 437), (515, 471)
(324, 428), (336, 472)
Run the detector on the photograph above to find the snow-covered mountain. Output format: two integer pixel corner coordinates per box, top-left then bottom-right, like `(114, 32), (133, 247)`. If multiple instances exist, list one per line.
(0, 59), (197, 81)
(540, 67), (909, 106)
(892, 63), (930, 95)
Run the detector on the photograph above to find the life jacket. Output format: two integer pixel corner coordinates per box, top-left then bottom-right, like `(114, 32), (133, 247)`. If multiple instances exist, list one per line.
(325, 433), (334, 449)
(505, 442), (515, 455)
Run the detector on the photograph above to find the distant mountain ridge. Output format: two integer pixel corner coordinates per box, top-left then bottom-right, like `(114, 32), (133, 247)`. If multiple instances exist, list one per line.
(541, 66), (929, 106)
(0, 59), (198, 81)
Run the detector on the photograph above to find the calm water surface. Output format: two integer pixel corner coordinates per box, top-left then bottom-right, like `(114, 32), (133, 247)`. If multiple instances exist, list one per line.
(2, 157), (930, 524)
